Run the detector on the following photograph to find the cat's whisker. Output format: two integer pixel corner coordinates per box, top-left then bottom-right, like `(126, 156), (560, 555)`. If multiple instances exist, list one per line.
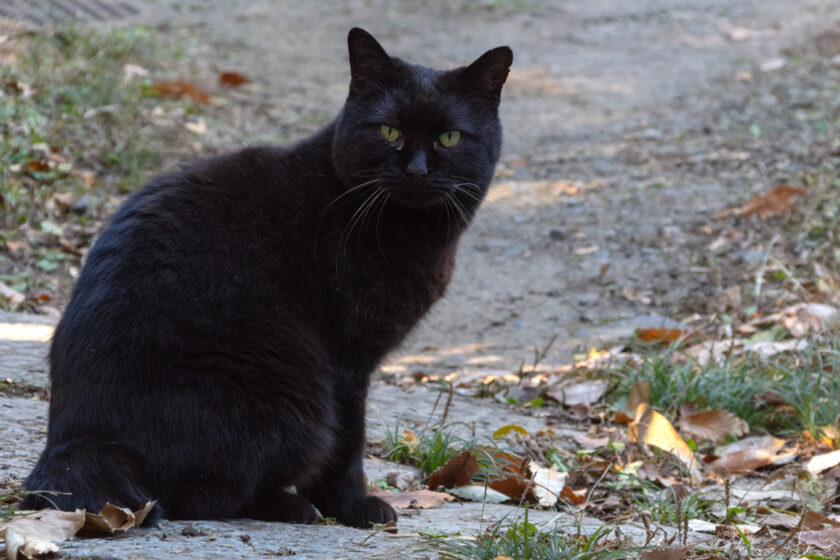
(374, 192), (391, 262)
(448, 192), (471, 225)
(338, 187), (385, 267)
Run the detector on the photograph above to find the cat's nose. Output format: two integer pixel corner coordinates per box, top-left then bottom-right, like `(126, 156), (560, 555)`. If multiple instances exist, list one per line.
(406, 150), (428, 176)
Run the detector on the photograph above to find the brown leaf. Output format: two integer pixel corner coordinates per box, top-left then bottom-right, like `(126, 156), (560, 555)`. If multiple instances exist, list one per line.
(638, 328), (691, 343)
(639, 546), (692, 560)
(707, 436), (786, 474)
(559, 485), (586, 505)
(83, 501), (156, 534)
(802, 510), (840, 530)
(628, 404), (701, 482)
(369, 488), (453, 509)
(488, 476), (536, 503)
(427, 450), (478, 490)
(218, 71), (250, 88)
(150, 80), (210, 104)
(51, 192), (75, 216)
(479, 447), (531, 478)
(798, 527), (840, 551)
(679, 402), (749, 444)
(739, 185), (807, 219)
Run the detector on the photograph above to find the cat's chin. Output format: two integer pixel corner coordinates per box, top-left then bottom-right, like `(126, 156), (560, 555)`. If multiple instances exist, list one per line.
(388, 189), (445, 209)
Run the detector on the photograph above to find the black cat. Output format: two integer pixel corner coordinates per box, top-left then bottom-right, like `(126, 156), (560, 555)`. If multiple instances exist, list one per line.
(21, 28), (512, 528)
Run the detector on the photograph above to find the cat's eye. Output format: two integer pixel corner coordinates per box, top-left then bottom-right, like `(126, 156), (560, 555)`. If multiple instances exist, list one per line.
(380, 125), (401, 143)
(438, 131), (462, 148)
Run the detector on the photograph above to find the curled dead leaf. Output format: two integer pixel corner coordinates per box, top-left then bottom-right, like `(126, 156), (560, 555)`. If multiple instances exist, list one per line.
(150, 80), (210, 104)
(707, 436), (786, 474)
(219, 71), (250, 87)
(798, 527), (840, 552)
(739, 185), (807, 219)
(628, 404), (701, 483)
(559, 485), (586, 505)
(427, 450), (478, 490)
(679, 402), (749, 444)
(369, 488), (453, 509)
(637, 328), (691, 343)
(82, 501), (156, 534)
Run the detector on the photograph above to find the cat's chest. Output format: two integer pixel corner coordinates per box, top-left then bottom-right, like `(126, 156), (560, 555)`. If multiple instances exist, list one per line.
(327, 245), (456, 349)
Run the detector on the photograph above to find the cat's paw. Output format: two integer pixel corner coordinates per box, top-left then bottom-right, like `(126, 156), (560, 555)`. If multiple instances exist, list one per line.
(338, 496), (397, 528)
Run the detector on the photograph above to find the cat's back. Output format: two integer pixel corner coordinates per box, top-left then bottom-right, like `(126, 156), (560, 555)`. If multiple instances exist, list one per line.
(53, 145), (323, 366)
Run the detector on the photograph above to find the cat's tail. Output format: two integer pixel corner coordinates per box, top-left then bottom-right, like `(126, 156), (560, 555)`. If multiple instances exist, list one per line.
(19, 438), (162, 526)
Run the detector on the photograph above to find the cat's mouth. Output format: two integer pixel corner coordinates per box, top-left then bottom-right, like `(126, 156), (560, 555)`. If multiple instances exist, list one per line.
(387, 187), (447, 209)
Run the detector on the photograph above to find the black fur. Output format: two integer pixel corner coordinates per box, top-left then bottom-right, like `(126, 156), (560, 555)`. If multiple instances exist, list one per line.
(21, 28), (512, 528)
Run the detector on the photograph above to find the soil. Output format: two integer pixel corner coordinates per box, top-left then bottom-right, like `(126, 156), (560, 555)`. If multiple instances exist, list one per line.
(158, 0), (840, 372)
(3, 0), (840, 558)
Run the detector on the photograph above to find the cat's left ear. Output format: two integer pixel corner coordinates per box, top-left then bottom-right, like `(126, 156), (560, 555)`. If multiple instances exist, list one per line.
(347, 28), (395, 95)
(458, 46), (513, 103)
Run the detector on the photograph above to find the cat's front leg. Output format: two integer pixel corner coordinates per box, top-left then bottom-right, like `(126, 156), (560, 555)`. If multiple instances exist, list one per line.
(298, 387), (396, 528)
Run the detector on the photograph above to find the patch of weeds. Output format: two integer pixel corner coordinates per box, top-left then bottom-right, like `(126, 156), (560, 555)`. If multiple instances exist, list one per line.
(610, 342), (840, 437)
(0, 379), (50, 400)
(623, 477), (716, 525)
(383, 417), (475, 475)
(0, 21), (198, 308)
(422, 511), (635, 560)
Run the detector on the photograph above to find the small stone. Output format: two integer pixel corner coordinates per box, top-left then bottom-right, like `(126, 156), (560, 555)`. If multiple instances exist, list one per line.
(70, 196), (89, 216)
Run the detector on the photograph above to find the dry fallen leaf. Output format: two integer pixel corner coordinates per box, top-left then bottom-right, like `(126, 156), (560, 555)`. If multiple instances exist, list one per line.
(369, 488), (453, 509)
(531, 463), (566, 507)
(492, 424), (528, 438)
(679, 402), (749, 444)
(83, 501), (156, 534)
(739, 185), (807, 219)
(639, 546), (692, 560)
(806, 450), (840, 476)
(546, 380), (608, 407)
(797, 527), (840, 551)
(488, 476), (536, 503)
(780, 303), (840, 337)
(218, 71), (250, 88)
(150, 80), (210, 104)
(427, 450), (478, 490)
(628, 404), (701, 482)
(638, 328), (691, 343)
(559, 485), (586, 505)
(707, 436), (787, 474)
(1, 509), (85, 560)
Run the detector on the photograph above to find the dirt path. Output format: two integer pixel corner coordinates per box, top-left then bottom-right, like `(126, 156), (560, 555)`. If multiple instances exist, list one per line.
(3, 1), (840, 558)
(168, 0), (840, 370)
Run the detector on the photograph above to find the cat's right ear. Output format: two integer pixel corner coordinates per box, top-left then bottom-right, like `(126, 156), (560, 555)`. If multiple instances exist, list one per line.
(347, 28), (395, 96)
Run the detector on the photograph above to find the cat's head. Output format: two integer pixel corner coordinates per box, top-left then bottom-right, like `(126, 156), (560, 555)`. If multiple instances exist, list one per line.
(333, 28), (512, 212)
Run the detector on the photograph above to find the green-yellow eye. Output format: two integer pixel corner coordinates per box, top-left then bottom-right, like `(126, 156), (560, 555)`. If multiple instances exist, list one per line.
(439, 130), (461, 148)
(380, 125), (401, 142)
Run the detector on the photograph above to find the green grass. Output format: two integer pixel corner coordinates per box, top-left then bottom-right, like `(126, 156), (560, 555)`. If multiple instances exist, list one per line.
(0, 22), (198, 306)
(383, 418), (476, 475)
(610, 342), (840, 438)
(422, 512), (636, 560)
(0, 24), (169, 228)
